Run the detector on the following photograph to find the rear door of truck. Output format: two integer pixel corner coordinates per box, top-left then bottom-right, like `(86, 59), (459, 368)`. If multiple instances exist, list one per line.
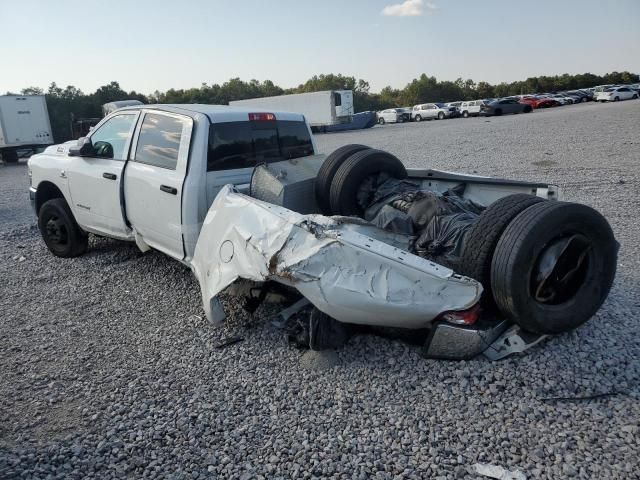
(123, 110), (193, 260)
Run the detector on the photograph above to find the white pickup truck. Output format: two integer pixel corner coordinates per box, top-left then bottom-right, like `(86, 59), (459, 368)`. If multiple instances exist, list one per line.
(28, 104), (617, 359)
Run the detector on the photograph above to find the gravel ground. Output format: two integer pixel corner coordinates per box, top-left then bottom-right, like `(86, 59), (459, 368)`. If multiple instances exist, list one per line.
(1, 100), (639, 479)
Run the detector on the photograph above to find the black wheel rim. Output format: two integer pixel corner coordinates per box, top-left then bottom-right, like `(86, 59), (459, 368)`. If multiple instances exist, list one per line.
(531, 233), (591, 305)
(45, 215), (70, 247)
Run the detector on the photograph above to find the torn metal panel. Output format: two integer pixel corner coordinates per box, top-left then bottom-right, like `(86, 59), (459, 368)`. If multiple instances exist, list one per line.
(192, 185), (482, 328)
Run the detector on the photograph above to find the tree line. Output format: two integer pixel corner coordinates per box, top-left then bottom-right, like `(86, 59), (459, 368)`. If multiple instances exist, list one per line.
(11, 71), (638, 143)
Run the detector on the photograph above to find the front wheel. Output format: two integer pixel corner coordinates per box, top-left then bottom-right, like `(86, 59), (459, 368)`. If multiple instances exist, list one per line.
(614, 97), (620, 102)
(414, 115), (422, 122)
(462, 111), (469, 118)
(633, 94), (638, 99)
(378, 117), (385, 125)
(38, 198), (88, 258)
(437, 112), (445, 120)
(523, 105), (532, 113)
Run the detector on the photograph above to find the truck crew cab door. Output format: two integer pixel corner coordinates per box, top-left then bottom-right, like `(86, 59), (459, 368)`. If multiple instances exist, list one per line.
(66, 112), (139, 238)
(124, 110), (193, 260)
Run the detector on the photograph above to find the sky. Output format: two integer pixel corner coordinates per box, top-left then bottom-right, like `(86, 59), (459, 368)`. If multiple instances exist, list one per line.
(1, 0), (639, 95)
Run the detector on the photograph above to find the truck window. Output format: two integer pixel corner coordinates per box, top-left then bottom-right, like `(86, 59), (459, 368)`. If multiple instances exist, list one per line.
(207, 120), (313, 172)
(334, 92), (342, 107)
(89, 114), (136, 160)
(134, 113), (185, 170)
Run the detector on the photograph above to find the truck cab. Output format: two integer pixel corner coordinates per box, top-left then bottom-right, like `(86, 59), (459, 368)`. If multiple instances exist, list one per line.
(28, 105), (316, 262)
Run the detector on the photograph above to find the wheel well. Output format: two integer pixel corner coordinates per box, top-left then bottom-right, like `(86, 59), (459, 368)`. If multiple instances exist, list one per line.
(35, 181), (65, 214)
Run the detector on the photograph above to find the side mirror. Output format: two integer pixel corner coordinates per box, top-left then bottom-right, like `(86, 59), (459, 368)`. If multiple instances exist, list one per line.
(68, 137), (95, 157)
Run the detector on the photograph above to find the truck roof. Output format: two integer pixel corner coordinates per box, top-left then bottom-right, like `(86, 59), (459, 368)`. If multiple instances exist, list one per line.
(117, 103), (307, 123)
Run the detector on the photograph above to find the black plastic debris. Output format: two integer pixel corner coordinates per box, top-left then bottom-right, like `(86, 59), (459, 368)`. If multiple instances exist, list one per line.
(359, 176), (484, 267)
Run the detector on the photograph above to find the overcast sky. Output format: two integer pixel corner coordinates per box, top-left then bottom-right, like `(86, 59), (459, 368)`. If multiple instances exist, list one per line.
(1, 0), (638, 95)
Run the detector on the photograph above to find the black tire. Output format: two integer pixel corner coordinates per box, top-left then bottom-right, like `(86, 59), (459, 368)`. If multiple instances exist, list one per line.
(491, 201), (617, 334)
(614, 97), (620, 102)
(315, 144), (371, 215)
(494, 109), (503, 116)
(462, 111), (469, 118)
(523, 105), (532, 113)
(633, 94), (638, 99)
(378, 117), (385, 125)
(437, 112), (445, 120)
(2, 149), (18, 163)
(415, 115), (422, 122)
(38, 198), (88, 258)
(329, 149), (407, 216)
(459, 194), (545, 309)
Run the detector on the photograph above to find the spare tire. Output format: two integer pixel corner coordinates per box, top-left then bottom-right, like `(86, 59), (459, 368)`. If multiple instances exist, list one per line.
(491, 201), (617, 334)
(329, 149), (407, 216)
(459, 194), (545, 309)
(315, 144), (371, 215)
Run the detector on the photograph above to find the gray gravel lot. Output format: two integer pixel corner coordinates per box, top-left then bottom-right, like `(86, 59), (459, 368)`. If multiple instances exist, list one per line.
(1, 101), (639, 479)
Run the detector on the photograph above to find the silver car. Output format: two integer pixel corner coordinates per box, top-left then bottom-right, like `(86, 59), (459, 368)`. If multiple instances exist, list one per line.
(377, 108), (409, 124)
(411, 103), (458, 121)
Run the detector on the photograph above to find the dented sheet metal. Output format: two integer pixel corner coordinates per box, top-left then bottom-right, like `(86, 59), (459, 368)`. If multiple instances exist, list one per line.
(192, 186), (482, 328)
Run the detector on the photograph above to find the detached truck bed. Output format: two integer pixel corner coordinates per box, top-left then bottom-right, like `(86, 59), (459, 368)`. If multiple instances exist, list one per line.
(0, 95), (53, 163)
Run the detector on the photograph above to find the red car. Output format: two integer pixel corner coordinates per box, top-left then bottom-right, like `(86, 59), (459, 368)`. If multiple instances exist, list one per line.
(519, 96), (559, 109)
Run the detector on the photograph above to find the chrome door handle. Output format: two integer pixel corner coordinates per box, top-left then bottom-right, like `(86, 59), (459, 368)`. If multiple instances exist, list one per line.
(59, 170), (66, 179)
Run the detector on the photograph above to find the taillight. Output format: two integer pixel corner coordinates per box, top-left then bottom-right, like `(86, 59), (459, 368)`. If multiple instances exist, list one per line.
(438, 304), (480, 326)
(248, 112), (276, 121)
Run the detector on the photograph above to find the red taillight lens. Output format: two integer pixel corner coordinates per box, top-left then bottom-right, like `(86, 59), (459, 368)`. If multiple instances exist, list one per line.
(438, 304), (480, 326)
(248, 112), (276, 121)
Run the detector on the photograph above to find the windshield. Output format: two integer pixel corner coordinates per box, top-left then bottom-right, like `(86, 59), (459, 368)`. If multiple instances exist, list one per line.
(207, 120), (314, 172)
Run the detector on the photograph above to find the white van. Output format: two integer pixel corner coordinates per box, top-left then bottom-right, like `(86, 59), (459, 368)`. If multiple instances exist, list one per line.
(459, 100), (487, 118)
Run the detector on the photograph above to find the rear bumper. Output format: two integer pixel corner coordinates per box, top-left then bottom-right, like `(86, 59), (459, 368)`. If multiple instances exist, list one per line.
(422, 318), (509, 359)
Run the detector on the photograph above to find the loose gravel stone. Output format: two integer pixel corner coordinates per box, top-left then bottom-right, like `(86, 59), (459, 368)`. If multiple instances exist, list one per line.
(1, 101), (639, 479)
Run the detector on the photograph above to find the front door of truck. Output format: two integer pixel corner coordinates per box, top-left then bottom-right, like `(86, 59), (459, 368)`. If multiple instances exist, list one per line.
(67, 112), (139, 238)
(124, 111), (193, 260)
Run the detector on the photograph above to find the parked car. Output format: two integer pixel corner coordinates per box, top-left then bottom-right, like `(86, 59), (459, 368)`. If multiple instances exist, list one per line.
(446, 101), (462, 114)
(27, 105), (617, 360)
(595, 86), (638, 102)
(400, 107), (413, 120)
(592, 85), (618, 98)
(519, 96), (558, 109)
(459, 100), (487, 118)
(480, 98), (533, 116)
(545, 94), (574, 105)
(411, 103), (457, 121)
(565, 90), (593, 102)
(377, 108), (410, 124)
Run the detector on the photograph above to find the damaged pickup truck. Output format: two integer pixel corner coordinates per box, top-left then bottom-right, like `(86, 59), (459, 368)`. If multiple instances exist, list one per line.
(28, 105), (617, 359)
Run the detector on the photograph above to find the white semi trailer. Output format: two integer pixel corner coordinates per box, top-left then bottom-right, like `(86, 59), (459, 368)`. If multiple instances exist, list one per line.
(0, 95), (53, 163)
(230, 90), (354, 131)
